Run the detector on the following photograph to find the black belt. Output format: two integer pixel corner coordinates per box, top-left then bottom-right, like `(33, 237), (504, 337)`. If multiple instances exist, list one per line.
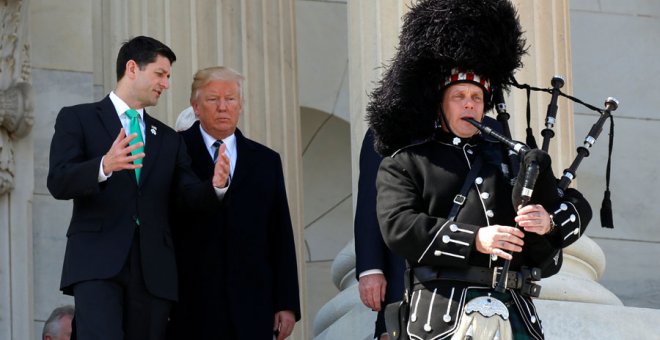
(412, 266), (542, 297)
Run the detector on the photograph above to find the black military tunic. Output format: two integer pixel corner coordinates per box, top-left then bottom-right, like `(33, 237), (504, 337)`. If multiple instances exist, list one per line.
(376, 129), (591, 339)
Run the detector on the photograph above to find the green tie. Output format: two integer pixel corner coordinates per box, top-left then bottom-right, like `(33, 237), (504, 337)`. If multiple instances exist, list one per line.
(125, 109), (144, 180)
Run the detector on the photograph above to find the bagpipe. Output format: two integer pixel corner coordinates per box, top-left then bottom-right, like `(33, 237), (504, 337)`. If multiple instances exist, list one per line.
(464, 76), (617, 292)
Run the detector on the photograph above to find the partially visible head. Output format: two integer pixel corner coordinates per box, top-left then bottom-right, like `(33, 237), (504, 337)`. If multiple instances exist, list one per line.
(175, 106), (198, 131)
(115, 36), (177, 108)
(42, 305), (74, 340)
(190, 66), (244, 139)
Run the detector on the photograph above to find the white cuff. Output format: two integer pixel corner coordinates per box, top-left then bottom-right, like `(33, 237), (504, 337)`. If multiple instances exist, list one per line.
(98, 156), (112, 182)
(358, 269), (384, 278)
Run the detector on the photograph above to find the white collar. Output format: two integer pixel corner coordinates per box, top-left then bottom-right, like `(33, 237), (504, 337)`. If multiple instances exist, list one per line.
(198, 125), (236, 153)
(109, 91), (144, 118)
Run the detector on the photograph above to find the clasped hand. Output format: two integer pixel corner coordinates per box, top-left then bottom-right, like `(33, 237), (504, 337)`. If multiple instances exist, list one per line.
(475, 204), (552, 260)
(212, 143), (230, 188)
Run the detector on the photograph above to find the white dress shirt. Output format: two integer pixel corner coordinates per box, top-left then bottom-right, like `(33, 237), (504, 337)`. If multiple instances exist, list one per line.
(198, 125), (237, 180)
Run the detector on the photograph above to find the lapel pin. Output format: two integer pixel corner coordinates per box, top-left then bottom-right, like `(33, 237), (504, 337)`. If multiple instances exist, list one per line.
(151, 126), (157, 135)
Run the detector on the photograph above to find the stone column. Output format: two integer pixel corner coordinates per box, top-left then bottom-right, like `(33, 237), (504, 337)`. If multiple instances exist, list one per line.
(0, 1), (35, 339)
(348, 0), (412, 207)
(509, 0), (576, 173)
(510, 0), (618, 305)
(96, 0), (306, 338)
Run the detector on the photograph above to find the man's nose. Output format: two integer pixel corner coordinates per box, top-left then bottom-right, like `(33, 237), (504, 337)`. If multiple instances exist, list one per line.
(161, 77), (170, 89)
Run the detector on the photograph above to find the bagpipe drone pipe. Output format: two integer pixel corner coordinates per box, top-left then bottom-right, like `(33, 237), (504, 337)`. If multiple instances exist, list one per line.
(463, 77), (617, 292)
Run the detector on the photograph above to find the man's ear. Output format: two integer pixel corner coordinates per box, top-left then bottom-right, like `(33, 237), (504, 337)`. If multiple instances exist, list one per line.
(125, 60), (139, 80)
(190, 100), (199, 117)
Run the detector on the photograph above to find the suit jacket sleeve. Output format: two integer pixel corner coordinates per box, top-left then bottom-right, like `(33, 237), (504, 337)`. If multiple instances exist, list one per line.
(354, 130), (389, 279)
(269, 153), (302, 320)
(172, 133), (220, 210)
(48, 106), (106, 199)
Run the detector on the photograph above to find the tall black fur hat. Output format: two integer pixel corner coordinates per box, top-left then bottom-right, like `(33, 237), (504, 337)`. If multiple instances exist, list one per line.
(367, 0), (526, 155)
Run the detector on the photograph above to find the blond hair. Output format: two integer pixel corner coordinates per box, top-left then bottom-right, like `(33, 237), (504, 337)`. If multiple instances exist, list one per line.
(190, 66), (245, 103)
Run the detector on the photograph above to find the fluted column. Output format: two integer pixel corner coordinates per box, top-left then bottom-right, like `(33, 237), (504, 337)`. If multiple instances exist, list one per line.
(97, 1), (306, 338)
(509, 0), (575, 173)
(0, 1), (35, 339)
(348, 0), (412, 207)
(510, 0), (618, 305)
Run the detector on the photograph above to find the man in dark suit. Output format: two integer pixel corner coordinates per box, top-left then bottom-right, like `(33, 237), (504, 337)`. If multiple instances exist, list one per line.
(354, 129), (406, 340)
(168, 66), (300, 339)
(47, 36), (230, 340)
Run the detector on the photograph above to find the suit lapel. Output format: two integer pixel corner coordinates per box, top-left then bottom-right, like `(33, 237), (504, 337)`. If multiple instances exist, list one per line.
(139, 112), (162, 186)
(190, 122), (214, 165)
(230, 129), (257, 189)
(186, 122), (216, 179)
(97, 96), (123, 140)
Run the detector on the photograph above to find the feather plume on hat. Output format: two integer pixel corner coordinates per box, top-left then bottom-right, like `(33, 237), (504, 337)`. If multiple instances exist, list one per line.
(367, 0), (527, 155)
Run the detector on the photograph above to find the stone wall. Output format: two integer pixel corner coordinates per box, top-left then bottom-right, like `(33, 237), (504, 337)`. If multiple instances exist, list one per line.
(570, 0), (660, 309)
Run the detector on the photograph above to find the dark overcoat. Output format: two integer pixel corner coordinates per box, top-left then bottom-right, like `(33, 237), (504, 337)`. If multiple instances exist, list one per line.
(169, 122), (301, 339)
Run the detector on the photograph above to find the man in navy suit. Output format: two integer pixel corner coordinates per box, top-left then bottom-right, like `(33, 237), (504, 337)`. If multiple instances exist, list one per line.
(47, 36), (230, 340)
(168, 66), (300, 339)
(354, 129), (406, 340)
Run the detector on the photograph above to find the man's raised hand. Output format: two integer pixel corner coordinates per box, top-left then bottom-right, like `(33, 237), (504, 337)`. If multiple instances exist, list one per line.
(102, 128), (145, 175)
(212, 143), (230, 188)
